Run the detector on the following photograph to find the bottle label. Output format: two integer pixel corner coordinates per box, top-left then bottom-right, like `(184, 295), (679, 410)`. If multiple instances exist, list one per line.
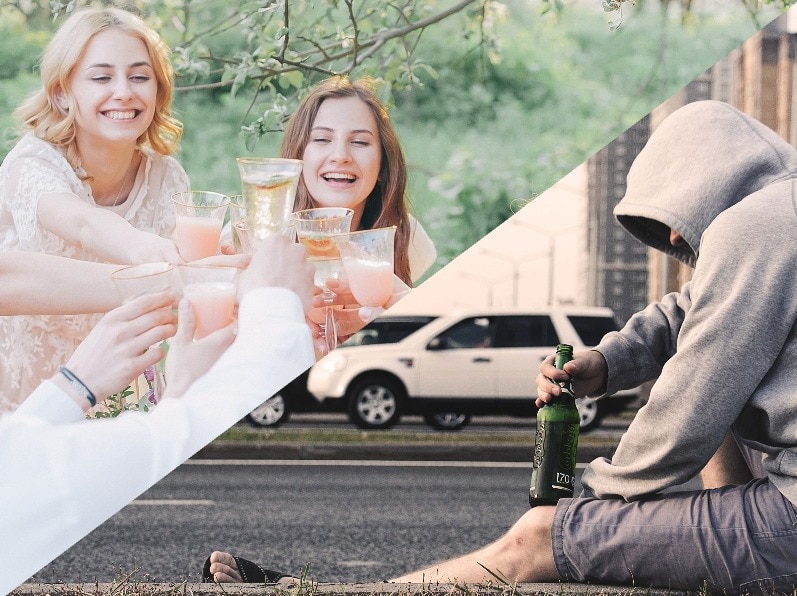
(530, 419), (579, 502)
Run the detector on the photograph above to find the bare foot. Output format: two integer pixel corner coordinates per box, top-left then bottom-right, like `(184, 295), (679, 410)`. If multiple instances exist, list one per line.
(207, 551), (297, 585)
(208, 551), (241, 583)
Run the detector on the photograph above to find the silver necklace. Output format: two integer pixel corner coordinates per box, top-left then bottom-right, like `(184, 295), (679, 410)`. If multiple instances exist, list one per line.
(109, 157), (135, 207)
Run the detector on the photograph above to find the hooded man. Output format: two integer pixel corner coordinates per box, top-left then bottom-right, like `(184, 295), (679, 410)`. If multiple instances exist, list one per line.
(384, 100), (797, 593)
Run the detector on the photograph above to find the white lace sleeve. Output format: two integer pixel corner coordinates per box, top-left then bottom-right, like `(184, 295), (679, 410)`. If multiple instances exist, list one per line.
(0, 134), (82, 249)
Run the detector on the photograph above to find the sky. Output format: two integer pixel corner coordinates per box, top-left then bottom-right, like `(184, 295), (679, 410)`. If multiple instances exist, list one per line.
(392, 165), (587, 314)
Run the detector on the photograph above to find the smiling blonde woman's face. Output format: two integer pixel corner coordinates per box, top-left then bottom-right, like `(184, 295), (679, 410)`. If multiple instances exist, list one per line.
(66, 29), (157, 152)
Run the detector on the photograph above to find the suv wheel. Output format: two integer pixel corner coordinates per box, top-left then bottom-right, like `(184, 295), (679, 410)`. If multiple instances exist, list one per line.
(247, 393), (290, 427)
(575, 397), (603, 432)
(347, 377), (403, 429)
(424, 412), (472, 431)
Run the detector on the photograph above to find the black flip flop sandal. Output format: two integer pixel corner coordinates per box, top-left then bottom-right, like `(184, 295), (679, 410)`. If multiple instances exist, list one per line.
(202, 554), (288, 584)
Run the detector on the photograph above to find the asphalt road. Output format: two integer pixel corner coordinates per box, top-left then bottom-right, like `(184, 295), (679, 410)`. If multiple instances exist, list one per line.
(29, 461), (549, 586)
(25, 412), (652, 589)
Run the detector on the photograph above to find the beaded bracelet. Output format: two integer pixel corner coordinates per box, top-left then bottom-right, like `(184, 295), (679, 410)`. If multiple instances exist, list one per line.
(59, 366), (97, 407)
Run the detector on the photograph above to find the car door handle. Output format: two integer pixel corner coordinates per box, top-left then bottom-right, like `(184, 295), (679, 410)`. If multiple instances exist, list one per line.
(472, 357), (492, 363)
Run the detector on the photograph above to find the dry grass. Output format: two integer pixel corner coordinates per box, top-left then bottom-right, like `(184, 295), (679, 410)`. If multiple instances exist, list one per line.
(11, 565), (691, 596)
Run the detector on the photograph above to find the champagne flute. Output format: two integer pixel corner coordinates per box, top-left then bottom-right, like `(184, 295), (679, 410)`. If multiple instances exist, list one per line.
(236, 158), (303, 240)
(171, 191), (230, 261)
(228, 195), (255, 254)
(334, 226), (396, 308)
(292, 207), (354, 355)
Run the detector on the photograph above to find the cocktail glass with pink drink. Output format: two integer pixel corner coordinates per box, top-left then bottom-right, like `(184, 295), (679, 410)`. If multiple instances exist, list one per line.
(178, 264), (239, 339)
(334, 226), (396, 308)
(171, 191), (230, 261)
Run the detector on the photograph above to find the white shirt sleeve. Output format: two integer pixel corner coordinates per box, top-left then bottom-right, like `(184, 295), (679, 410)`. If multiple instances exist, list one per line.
(0, 286), (314, 594)
(12, 379), (85, 424)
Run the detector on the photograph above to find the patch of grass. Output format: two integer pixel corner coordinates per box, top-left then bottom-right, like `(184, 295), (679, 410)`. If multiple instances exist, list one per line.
(17, 562), (686, 596)
(213, 426), (620, 447)
(216, 426), (526, 446)
(14, 579), (667, 596)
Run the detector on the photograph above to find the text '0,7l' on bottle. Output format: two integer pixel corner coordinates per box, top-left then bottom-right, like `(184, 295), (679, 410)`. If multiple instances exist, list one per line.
(529, 343), (580, 508)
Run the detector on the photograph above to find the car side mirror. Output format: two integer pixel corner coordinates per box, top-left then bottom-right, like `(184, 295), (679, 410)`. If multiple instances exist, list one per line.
(427, 337), (449, 351)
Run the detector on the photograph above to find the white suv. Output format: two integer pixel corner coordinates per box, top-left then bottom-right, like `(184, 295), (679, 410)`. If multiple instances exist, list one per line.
(306, 306), (638, 431)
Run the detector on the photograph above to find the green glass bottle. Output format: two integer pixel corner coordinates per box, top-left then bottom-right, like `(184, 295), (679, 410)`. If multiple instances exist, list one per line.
(529, 343), (580, 507)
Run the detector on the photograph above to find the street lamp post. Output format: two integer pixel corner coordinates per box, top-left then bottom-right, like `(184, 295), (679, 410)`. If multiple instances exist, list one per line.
(479, 247), (548, 306)
(458, 271), (496, 307)
(509, 219), (584, 306)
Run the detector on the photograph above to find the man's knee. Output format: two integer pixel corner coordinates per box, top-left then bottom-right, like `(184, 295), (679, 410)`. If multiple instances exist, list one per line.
(501, 506), (555, 551)
(491, 505), (557, 582)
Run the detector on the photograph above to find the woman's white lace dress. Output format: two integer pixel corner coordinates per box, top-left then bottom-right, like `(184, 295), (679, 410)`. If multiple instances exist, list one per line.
(0, 133), (190, 413)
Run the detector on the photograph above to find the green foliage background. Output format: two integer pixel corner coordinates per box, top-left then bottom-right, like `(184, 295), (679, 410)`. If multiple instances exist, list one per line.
(0, 0), (778, 281)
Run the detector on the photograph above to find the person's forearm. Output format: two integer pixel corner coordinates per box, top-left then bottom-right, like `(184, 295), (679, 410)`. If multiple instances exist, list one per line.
(595, 286), (692, 397)
(0, 287), (314, 593)
(37, 193), (161, 264)
(0, 252), (121, 315)
(73, 209), (153, 264)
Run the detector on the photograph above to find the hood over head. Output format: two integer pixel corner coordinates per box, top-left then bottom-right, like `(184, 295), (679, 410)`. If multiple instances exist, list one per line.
(615, 100), (797, 267)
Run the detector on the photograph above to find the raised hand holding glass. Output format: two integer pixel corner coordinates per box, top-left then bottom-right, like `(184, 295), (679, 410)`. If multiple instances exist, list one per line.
(110, 262), (180, 407)
(292, 207), (354, 355)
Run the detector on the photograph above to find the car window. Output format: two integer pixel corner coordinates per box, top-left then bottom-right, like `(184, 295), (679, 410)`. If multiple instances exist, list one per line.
(493, 315), (559, 348)
(566, 315), (619, 347)
(434, 316), (495, 349)
(345, 317), (438, 346)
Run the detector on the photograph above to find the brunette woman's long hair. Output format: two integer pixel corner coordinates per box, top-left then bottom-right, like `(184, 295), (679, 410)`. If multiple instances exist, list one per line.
(14, 7), (182, 174)
(281, 76), (412, 286)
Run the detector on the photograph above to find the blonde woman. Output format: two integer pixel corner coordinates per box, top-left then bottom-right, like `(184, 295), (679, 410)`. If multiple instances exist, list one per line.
(0, 7), (190, 411)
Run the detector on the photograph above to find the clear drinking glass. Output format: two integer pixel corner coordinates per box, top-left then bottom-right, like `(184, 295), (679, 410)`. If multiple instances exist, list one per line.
(292, 207), (354, 355)
(171, 191), (230, 261)
(334, 226), (397, 308)
(228, 195), (255, 254)
(236, 158), (303, 240)
(177, 264), (239, 339)
(110, 262), (181, 406)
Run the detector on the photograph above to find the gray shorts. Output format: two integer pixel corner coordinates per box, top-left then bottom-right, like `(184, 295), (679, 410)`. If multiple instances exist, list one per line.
(552, 478), (797, 594)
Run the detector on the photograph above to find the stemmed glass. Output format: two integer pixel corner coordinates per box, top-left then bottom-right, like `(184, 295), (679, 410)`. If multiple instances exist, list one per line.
(292, 207), (354, 354)
(236, 158), (303, 240)
(228, 195), (254, 254)
(334, 226), (397, 308)
(110, 262), (181, 407)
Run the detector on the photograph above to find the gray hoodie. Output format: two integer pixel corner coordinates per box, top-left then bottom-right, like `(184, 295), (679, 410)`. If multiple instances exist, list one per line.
(581, 100), (797, 504)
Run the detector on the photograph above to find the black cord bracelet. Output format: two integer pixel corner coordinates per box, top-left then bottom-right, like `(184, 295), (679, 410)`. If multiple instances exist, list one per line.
(59, 366), (97, 407)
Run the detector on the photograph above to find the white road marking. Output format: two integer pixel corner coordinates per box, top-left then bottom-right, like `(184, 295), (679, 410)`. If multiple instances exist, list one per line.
(130, 499), (215, 506)
(185, 459), (588, 469)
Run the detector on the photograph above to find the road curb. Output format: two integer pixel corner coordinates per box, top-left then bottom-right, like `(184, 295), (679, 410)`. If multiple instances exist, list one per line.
(192, 441), (618, 462)
(11, 582), (681, 595)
